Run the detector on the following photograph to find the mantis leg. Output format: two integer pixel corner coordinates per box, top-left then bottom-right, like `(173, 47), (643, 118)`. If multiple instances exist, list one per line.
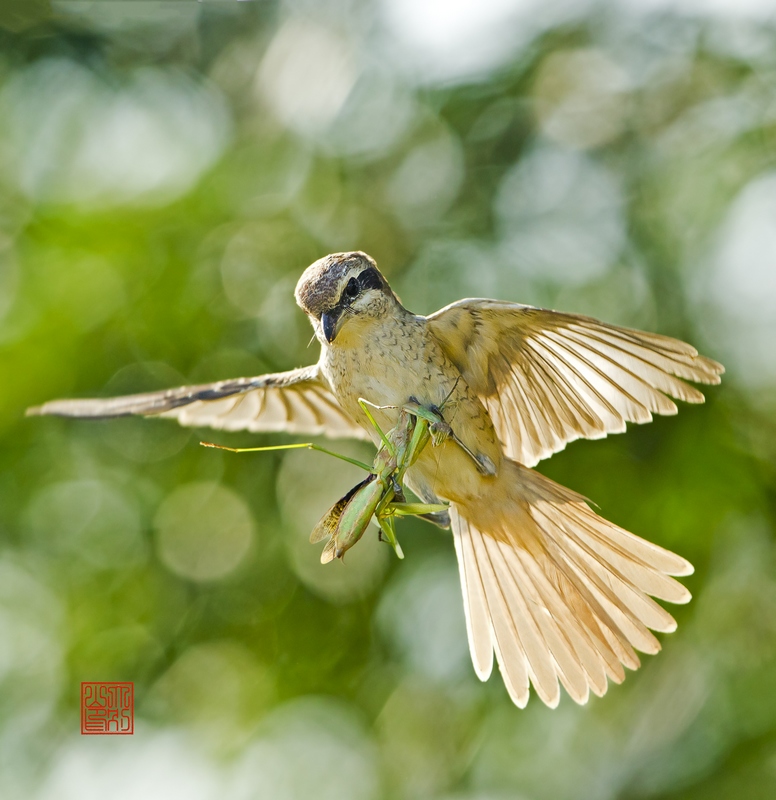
(357, 397), (395, 454)
(376, 513), (404, 559)
(201, 441), (372, 472)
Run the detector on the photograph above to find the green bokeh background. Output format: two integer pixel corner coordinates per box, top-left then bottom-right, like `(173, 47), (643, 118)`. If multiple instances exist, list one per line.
(1, 1), (776, 798)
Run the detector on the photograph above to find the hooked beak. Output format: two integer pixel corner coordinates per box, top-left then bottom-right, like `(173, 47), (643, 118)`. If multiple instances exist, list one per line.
(320, 309), (340, 344)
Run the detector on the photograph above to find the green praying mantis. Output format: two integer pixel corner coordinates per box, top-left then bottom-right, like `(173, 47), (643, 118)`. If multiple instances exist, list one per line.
(202, 394), (468, 563)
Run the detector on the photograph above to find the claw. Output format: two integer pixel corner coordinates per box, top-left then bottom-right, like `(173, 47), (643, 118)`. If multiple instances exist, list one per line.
(402, 398), (496, 475)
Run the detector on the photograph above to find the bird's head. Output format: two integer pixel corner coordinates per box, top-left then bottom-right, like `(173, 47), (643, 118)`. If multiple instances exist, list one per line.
(295, 252), (401, 345)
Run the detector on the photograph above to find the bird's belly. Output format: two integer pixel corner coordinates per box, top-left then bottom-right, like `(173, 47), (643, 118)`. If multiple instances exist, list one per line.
(408, 438), (496, 506)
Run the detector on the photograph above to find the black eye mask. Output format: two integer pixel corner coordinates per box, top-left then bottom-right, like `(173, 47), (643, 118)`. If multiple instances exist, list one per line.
(338, 268), (383, 307)
(356, 267), (382, 293)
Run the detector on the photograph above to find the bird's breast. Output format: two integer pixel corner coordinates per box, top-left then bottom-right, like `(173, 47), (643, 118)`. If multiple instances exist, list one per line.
(322, 316), (449, 422)
(320, 314), (503, 504)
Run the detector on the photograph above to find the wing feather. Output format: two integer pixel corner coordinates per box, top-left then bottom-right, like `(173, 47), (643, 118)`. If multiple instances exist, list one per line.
(27, 365), (369, 441)
(427, 300), (724, 466)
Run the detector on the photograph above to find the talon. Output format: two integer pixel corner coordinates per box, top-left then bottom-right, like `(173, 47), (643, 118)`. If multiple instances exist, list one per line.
(419, 509), (451, 529)
(429, 420), (452, 446)
(475, 453), (497, 476)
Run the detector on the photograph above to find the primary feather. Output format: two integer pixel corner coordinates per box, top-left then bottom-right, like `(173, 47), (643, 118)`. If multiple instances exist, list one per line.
(26, 365), (368, 441)
(427, 300), (723, 467)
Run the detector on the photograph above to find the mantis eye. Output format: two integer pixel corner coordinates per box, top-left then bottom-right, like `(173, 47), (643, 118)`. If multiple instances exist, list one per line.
(343, 277), (360, 300)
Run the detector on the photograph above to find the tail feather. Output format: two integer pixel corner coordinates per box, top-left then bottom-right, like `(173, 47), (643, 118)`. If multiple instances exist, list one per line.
(545, 555), (630, 684)
(513, 547), (610, 697)
(497, 540), (591, 703)
(535, 517), (646, 668)
(568, 513), (691, 605)
(451, 460), (693, 707)
(551, 516), (677, 635)
(535, 507), (663, 653)
(477, 530), (561, 707)
(477, 533), (535, 707)
(452, 520), (495, 681)
(567, 503), (693, 577)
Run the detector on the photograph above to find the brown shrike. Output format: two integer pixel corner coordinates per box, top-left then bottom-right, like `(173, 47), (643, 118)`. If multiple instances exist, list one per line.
(28, 251), (723, 708)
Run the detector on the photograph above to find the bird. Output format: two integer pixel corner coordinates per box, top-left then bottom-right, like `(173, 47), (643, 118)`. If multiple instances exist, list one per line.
(27, 251), (724, 708)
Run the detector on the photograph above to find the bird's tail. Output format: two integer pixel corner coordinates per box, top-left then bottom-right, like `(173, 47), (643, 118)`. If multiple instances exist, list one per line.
(451, 459), (693, 708)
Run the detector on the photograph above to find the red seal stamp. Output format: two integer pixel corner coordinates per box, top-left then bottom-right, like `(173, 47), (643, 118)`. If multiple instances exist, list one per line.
(81, 682), (134, 735)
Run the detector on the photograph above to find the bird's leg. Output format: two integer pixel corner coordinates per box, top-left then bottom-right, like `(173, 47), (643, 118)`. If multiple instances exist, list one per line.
(404, 398), (453, 447)
(401, 398), (496, 476)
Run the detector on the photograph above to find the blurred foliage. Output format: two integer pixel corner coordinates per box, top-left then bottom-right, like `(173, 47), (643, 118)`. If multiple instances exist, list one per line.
(1, 1), (776, 798)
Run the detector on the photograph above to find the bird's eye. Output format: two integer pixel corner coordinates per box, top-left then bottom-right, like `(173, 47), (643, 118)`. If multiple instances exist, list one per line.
(343, 277), (360, 300)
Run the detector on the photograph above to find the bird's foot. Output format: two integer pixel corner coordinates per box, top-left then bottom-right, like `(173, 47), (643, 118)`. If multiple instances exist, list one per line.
(402, 398), (496, 476)
(403, 398), (452, 446)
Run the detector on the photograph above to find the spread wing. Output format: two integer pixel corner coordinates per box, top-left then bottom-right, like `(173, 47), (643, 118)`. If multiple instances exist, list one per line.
(427, 300), (724, 468)
(26, 364), (369, 440)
